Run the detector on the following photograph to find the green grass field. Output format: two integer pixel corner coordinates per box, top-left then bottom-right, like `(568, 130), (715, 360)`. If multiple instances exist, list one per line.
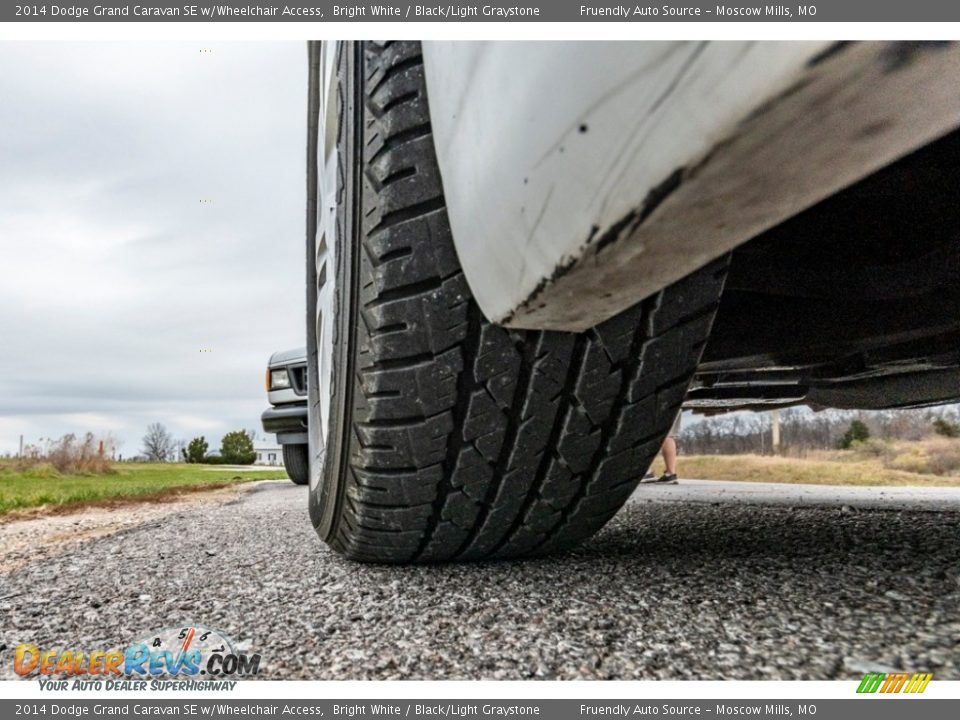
(0, 462), (289, 515)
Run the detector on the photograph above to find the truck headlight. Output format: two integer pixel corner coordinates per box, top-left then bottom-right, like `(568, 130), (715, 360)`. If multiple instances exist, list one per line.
(270, 369), (291, 390)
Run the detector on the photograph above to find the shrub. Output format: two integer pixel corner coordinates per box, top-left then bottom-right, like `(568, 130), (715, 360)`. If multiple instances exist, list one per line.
(888, 448), (928, 475)
(933, 417), (960, 438)
(924, 439), (960, 476)
(186, 436), (208, 463)
(17, 433), (115, 475)
(838, 420), (870, 449)
(849, 437), (895, 461)
(220, 430), (256, 465)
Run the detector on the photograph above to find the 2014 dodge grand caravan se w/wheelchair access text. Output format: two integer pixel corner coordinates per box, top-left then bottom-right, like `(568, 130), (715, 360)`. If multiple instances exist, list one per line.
(304, 40), (960, 563)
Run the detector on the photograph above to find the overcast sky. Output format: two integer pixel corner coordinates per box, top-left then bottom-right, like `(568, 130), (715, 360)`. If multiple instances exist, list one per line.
(0, 42), (307, 456)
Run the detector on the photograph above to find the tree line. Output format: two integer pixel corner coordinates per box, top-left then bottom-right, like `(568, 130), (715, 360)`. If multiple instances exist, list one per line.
(679, 406), (960, 456)
(141, 422), (257, 465)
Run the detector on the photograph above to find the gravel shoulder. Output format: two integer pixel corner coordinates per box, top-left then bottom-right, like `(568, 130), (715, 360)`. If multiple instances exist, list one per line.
(1, 480), (958, 680)
(0, 483), (254, 574)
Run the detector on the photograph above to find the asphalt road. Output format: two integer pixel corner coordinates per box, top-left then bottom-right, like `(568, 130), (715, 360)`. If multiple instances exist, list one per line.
(1, 480), (959, 680)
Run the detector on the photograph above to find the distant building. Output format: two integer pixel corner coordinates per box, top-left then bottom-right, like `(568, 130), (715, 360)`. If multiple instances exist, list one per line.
(254, 444), (282, 466)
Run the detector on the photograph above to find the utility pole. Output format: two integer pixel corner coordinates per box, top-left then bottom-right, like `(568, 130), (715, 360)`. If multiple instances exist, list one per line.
(772, 409), (781, 455)
(18, 434), (23, 459)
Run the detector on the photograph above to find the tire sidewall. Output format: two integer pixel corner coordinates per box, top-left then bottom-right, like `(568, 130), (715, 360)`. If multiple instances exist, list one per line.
(308, 41), (356, 538)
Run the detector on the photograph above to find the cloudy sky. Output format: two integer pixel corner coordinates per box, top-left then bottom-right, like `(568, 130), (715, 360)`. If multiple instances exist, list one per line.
(0, 42), (307, 456)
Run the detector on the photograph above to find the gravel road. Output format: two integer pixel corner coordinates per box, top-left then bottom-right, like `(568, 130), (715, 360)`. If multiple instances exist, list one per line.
(1, 480), (958, 680)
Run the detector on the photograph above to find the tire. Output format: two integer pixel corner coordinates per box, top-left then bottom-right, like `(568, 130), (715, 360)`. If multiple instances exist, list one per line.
(307, 41), (729, 563)
(283, 444), (309, 485)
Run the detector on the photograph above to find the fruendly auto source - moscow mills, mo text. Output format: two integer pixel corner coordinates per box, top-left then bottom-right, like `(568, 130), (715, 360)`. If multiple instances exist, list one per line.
(580, 4), (814, 17)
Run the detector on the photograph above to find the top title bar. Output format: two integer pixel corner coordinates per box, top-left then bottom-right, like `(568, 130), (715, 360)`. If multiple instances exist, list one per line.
(6, 1), (960, 22)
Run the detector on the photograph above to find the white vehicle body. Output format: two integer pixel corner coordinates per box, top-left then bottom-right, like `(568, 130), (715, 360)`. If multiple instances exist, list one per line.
(266, 346), (308, 407)
(303, 40), (960, 562)
(422, 41), (960, 331)
(262, 347), (309, 446)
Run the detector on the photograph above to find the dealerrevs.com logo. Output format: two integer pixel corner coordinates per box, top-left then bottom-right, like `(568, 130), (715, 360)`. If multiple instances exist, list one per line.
(857, 672), (933, 694)
(14, 626), (261, 689)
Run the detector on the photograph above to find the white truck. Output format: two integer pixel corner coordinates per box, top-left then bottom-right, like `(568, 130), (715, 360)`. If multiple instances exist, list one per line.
(261, 347), (309, 485)
(304, 40), (960, 563)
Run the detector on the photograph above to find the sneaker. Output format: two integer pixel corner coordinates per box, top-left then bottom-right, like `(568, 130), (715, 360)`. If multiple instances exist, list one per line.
(641, 473), (678, 485)
(642, 471), (656, 480)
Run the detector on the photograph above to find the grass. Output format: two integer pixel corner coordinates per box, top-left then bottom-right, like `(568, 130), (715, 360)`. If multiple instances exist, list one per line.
(651, 453), (960, 487)
(0, 462), (289, 515)
(5, 439), (957, 515)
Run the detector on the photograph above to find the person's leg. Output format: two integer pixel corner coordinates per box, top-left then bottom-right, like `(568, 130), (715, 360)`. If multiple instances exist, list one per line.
(641, 413), (681, 484)
(656, 412), (682, 483)
(661, 436), (677, 476)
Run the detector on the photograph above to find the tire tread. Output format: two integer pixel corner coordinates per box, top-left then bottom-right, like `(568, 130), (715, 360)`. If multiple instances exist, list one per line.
(328, 41), (727, 562)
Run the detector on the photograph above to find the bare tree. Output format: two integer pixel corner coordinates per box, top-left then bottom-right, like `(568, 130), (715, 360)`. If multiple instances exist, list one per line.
(141, 423), (175, 462)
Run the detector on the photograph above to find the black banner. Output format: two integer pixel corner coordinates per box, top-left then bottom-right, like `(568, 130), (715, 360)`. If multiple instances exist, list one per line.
(3, 699), (960, 720)
(5, 1), (960, 23)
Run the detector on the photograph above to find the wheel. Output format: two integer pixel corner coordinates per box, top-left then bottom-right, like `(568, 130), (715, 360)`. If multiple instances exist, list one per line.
(282, 444), (309, 485)
(306, 40), (729, 563)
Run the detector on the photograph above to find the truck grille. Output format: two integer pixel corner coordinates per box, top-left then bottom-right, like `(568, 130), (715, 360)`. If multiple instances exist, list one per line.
(289, 364), (308, 396)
